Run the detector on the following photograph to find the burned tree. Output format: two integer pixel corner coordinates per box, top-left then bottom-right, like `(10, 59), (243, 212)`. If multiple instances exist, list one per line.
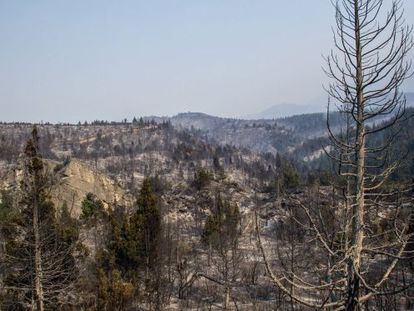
(257, 0), (413, 309)
(326, 0), (413, 308)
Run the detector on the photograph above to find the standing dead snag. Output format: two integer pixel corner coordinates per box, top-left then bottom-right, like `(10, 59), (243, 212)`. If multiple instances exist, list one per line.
(29, 131), (45, 310)
(326, 0), (413, 308)
(257, 0), (414, 309)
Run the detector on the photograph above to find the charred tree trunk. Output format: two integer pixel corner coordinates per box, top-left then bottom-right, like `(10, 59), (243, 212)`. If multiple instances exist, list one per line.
(33, 192), (45, 311)
(346, 4), (365, 308)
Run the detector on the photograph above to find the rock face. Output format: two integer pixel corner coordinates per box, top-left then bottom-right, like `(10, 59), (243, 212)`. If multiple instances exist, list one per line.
(52, 159), (133, 218)
(1, 158), (133, 218)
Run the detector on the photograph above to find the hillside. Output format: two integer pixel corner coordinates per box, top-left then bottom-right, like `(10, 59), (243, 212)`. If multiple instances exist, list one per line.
(143, 112), (338, 155)
(0, 121), (294, 222)
(1, 111), (413, 309)
(0, 122), (294, 309)
(288, 107), (414, 178)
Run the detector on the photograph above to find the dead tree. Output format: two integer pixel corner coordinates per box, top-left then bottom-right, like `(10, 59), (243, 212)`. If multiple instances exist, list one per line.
(257, 0), (413, 309)
(326, 0), (413, 308)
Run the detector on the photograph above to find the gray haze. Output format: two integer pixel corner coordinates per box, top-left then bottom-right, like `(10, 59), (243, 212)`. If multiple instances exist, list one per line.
(0, 1), (413, 123)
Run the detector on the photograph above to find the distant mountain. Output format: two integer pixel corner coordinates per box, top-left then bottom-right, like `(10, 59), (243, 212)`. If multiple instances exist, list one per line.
(405, 92), (414, 106)
(171, 112), (225, 131)
(245, 102), (325, 119)
(246, 92), (413, 120)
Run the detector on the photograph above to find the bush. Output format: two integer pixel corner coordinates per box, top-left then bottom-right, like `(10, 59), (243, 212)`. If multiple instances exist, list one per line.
(81, 193), (104, 220)
(193, 167), (213, 190)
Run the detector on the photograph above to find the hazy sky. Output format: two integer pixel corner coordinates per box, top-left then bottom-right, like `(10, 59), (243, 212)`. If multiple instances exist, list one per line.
(0, 1), (413, 123)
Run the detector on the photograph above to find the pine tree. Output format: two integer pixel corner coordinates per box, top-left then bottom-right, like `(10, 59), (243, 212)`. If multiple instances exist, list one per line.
(1, 127), (79, 310)
(95, 204), (135, 310)
(202, 194), (241, 309)
(202, 194), (240, 252)
(127, 178), (161, 277)
(81, 192), (104, 220)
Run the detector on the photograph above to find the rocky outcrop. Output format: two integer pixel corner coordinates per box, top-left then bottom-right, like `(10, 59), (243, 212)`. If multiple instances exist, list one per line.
(1, 158), (134, 218)
(52, 159), (134, 217)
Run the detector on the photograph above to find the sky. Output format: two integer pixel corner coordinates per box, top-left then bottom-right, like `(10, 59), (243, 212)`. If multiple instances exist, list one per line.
(0, 0), (413, 123)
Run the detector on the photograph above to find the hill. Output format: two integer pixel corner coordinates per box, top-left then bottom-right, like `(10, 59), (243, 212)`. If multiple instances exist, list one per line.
(1, 109), (413, 309)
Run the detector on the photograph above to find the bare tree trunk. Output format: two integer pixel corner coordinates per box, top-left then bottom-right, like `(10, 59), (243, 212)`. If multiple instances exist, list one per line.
(33, 192), (45, 311)
(224, 286), (230, 310)
(346, 3), (365, 309)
